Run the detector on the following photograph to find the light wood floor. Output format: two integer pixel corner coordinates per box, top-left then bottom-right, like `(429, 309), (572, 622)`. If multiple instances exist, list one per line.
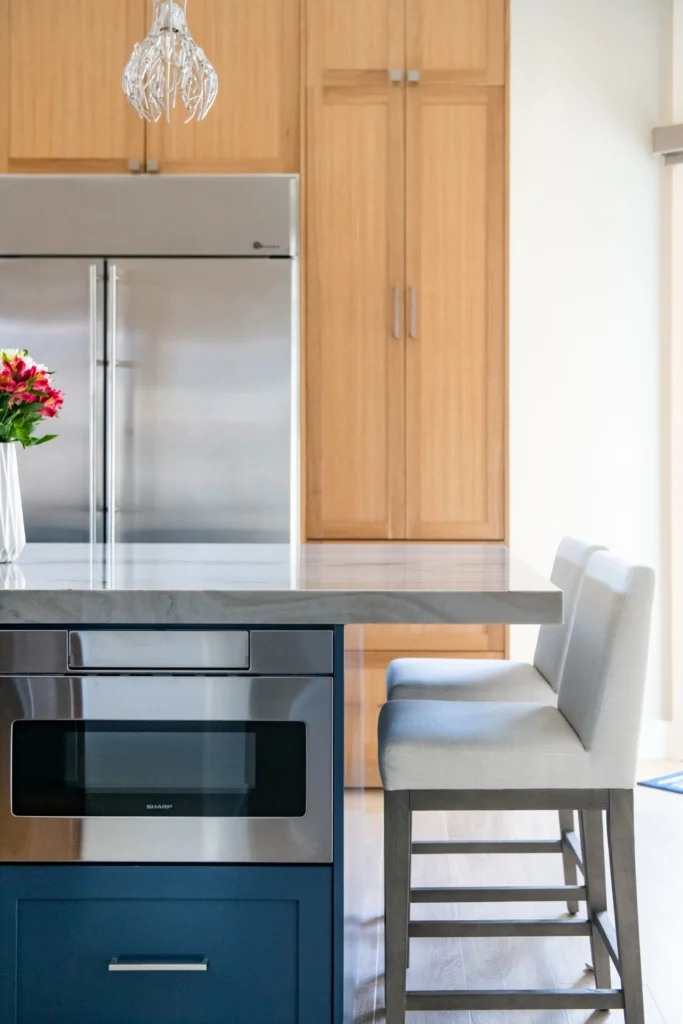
(344, 761), (683, 1024)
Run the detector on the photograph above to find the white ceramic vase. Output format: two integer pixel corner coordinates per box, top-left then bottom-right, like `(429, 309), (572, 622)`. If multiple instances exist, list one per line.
(0, 444), (26, 562)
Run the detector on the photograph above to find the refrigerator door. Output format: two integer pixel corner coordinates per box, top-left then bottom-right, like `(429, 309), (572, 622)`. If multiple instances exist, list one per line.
(109, 259), (297, 543)
(0, 259), (105, 542)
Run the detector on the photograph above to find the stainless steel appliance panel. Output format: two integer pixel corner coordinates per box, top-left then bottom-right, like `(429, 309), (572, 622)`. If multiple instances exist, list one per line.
(0, 631), (68, 674)
(0, 674), (333, 863)
(250, 630), (333, 675)
(0, 176), (298, 257)
(0, 259), (105, 541)
(110, 258), (295, 543)
(69, 630), (250, 670)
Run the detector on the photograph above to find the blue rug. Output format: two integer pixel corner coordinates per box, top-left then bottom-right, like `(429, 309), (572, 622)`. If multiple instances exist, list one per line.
(638, 771), (683, 794)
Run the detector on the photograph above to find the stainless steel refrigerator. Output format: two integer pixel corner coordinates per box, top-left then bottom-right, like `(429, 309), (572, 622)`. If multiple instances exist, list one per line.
(0, 176), (299, 544)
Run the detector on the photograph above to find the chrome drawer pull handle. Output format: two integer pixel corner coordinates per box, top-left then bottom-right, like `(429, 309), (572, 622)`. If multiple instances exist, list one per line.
(109, 957), (209, 972)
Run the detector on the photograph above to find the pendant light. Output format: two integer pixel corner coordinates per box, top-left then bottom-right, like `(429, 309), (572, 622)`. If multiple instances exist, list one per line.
(123, 0), (218, 124)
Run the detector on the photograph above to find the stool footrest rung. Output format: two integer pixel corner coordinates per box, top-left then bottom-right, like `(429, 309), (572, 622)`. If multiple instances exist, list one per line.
(411, 839), (563, 855)
(409, 919), (591, 938)
(404, 989), (625, 1011)
(410, 885), (586, 904)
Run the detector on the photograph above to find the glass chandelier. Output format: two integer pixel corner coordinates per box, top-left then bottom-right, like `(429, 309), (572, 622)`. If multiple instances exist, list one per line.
(123, 0), (218, 124)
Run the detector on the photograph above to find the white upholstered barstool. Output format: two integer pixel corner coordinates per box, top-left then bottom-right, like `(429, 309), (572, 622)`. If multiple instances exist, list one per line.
(386, 536), (606, 911)
(379, 552), (655, 1022)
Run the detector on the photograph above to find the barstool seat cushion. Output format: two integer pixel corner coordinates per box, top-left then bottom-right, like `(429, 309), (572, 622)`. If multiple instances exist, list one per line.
(378, 699), (631, 792)
(386, 658), (555, 704)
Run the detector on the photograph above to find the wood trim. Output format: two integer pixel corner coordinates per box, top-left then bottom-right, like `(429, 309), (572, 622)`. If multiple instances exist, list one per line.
(503, 0), (510, 658)
(7, 159), (138, 174)
(299, 0), (308, 541)
(363, 623), (505, 651)
(0, 0), (8, 173)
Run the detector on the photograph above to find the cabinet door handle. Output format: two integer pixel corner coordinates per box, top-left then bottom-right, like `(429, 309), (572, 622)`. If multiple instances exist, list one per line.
(389, 69), (403, 84)
(409, 288), (418, 339)
(128, 160), (142, 173)
(393, 287), (401, 338)
(146, 160), (160, 174)
(408, 70), (421, 84)
(109, 957), (209, 972)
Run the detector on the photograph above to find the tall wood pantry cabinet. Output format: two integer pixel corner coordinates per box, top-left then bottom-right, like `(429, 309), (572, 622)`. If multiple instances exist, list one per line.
(305, 0), (506, 542)
(0, 0), (300, 174)
(304, 0), (509, 785)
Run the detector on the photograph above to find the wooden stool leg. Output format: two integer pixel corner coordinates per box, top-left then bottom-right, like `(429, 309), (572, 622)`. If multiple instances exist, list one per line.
(607, 790), (644, 1024)
(384, 791), (410, 1024)
(406, 807), (412, 969)
(580, 809), (611, 988)
(558, 809), (580, 913)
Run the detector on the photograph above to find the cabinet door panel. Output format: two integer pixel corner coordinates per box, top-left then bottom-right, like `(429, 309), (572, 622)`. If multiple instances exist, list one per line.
(407, 0), (506, 84)
(364, 623), (505, 652)
(406, 86), (505, 540)
(146, 0), (299, 173)
(322, 0), (401, 71)
(3, 0), (145, 172)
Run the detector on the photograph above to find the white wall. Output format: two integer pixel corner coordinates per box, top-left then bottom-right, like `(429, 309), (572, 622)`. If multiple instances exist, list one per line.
(509, 0), (669, 737)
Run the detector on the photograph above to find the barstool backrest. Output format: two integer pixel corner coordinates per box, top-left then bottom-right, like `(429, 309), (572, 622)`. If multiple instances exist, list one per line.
(533, 537), (607, 691)
(558, 552), (655, 782)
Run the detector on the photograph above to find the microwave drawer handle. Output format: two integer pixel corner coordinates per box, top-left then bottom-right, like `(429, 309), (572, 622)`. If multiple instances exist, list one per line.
(109, 957), (209, 972)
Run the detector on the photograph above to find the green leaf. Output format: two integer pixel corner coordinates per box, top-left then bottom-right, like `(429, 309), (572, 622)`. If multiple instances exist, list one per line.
(21, 433), (58, 448)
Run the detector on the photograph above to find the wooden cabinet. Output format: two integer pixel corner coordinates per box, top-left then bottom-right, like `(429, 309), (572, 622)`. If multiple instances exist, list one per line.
(344, 648), (505, 788)
(0, 0), (145, 173)
(305, 0), (507, 541)
(406, 0), (506, 85)
(405, 84), (505, 539)
(0, 865), (332, 1023)
(0, 0), (300, 175)
(147, 0), (300, 173)
(305, 0), (404, 538)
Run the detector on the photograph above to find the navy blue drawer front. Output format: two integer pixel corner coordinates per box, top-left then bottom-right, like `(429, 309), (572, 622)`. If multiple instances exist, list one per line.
(0, 866), (332, 1024)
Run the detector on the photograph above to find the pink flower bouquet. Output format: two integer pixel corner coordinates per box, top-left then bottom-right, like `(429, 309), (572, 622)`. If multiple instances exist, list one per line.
(0, 348), (64, 447)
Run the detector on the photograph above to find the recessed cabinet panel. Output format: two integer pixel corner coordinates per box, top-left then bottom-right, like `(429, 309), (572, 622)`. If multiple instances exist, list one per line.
(4, 0), (145, 172)
(406, 87), (505, 539)
(306, 89), (405, 538)
(146, 0), (300, 173)
(322, 0), (401, 70)
(407, 0), (506, 84)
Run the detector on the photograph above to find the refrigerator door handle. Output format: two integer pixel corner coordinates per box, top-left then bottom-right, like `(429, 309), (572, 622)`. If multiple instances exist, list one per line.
(106, 264), (118, 545)
(88, 265), (99, 546)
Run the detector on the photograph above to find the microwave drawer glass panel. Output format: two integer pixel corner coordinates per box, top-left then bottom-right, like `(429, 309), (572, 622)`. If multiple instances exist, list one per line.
(12, 721), (306, 818)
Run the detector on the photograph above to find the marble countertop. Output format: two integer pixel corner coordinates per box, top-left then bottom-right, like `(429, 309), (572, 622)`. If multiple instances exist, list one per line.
(0, 543), (562, 626)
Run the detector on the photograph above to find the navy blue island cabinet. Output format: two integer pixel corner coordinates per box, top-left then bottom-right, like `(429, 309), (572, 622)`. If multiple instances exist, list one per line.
(0, 865), (333, 1024)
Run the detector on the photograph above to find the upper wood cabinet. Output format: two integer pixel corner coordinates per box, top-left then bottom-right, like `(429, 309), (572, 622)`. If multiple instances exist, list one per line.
(0, 0), (145, 173)
(0, 0), (300, 175)
(147, 0), (300, 173)
(407, 0), (505, 84)
(305, 0), (507, 541)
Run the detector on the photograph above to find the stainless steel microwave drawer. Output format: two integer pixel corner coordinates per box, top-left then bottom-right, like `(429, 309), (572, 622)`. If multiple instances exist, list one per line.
(69, 631), (250, 670)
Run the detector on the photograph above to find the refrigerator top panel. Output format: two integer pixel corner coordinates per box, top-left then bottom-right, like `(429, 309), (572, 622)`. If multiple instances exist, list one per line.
(0, 175), (298, 257)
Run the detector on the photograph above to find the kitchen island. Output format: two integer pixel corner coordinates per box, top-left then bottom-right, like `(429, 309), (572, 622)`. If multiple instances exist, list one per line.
(0, 543), (560, 1024)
